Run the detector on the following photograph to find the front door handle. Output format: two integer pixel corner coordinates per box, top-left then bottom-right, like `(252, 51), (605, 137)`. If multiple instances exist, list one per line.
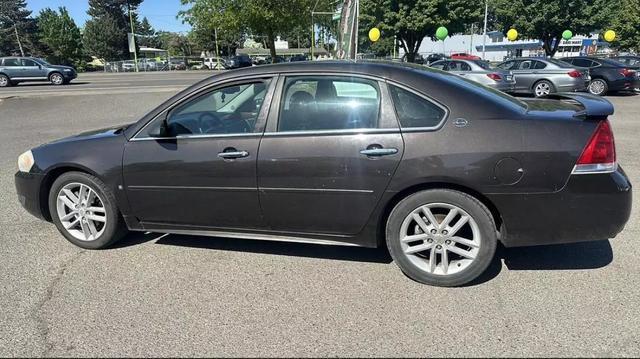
(360, 147), (398, 157)
(218, 149), (249, 159)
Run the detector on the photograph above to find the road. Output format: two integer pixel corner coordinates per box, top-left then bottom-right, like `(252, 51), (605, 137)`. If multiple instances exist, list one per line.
(0, 73), (638, 357)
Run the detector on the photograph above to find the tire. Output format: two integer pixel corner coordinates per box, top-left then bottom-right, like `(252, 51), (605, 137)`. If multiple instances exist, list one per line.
(385, 189), (498, 287)
(48, 171), (128, 249)
(0, 74), (11, 87)
(588, 78), (608, 96)
(533, 80), (555, 97)
(49, 72), (64, 85)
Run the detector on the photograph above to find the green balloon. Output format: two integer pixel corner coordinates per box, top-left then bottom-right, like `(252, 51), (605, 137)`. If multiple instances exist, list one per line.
(562, 30), (573, 40)
(436, 26), (448, 41)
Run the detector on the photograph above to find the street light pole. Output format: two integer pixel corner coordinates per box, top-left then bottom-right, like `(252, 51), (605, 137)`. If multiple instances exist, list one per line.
(127, 0), (139, 72)
(482, 0), (488, 60)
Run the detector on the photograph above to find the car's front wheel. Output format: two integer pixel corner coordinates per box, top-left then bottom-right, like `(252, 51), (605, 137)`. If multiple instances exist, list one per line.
(49, 72), (64, 85)
(386, 189), (498, 287)
(48, 172), (127, 249)
(588, 78), (608, 96)
(0, 74), (10, 87)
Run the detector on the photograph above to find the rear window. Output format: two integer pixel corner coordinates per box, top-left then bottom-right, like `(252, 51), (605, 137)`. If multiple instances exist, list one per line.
(546, 58), (574, 68)
(474, 60), (493, 70)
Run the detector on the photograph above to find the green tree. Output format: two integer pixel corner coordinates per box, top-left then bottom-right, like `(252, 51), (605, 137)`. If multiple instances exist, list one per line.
(361, 0), (482, 62)
(610, 0), (640, 52)
(36, 7), (84, 66)
(83, 0), (143, 60)
(0, 0), (39, 56)
(492, 0), (608, 57)
(136, 16), (162, 48)
(180, 0), (330, 62)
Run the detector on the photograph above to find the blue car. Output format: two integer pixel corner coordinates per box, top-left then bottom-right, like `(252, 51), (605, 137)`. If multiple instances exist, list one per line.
(0, 57), (77, 87)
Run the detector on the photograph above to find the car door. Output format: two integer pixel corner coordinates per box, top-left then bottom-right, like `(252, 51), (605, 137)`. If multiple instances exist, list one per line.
(122, 77), (276, 229)
(511, 60), (537, 91)
(21, 59), (47, 79)
(257, 75), (404, 235)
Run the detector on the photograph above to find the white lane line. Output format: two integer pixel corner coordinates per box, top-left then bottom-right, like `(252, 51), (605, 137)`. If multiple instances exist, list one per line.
(0, 85), (187, 98)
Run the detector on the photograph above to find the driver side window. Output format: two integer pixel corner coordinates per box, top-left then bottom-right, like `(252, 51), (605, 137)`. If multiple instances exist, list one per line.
(162, 80), (270, 137)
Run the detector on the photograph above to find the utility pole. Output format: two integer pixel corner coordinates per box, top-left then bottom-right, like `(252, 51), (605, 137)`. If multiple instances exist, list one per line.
(214, 27), (221, 70)
(14, 25), (24, 57)
(127, 0), (139, 72)
(482, 0), (488, 60)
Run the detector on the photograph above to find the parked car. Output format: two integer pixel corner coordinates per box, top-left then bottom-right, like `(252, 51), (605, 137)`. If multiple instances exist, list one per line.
(496, 57), (590, 97)
(612, 55), (640, 67)
(561, 56), (639, 95)
(0, 57), (77, 87)
(15, 61), (631, 287)
(451, 52), (481, 60)
(202, 57), (227, 70)
(169, 59), (187, 70)
(426, 53), (448, 64)
(430, 59), (516, 92)
(226, 54), (253, 68)
(289, 54), (308, 62)
(122, 60), (136, 72)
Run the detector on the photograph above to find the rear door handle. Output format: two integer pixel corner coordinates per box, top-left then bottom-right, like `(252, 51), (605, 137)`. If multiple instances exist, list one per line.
(218, 150), (249, 159)
(360, 148), (398, 157)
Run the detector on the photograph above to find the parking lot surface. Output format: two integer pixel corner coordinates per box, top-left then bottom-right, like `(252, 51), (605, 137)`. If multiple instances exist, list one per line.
(0, 73), (638, 357)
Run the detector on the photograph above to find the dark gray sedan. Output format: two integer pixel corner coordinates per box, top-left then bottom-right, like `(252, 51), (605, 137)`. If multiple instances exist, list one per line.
(14, 61), (631, 287)
(496, 57), (589, 97)
(429, 59), (516, 92)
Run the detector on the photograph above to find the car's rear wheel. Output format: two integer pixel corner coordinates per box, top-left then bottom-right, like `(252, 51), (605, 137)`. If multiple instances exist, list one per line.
(588, 78), (608, 96)
(386, 189), (498, 287)
(49, 72), (64, 85)
(48, 172), (127, 249)
(0, 74), (10, 87)
(533, 80), (554, 97)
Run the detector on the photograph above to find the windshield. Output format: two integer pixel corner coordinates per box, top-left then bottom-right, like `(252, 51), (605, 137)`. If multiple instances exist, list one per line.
(34, 58), (51, 65)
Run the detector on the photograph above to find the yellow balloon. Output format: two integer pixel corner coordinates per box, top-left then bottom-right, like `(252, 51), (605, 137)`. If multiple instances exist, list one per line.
(604, 30), (616, 42)
(507, 29), (518, 41)
(369, 27), (381, 42)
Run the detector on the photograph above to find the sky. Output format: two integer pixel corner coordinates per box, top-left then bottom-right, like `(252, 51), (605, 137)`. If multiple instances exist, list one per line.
(25, 0), (192, 33)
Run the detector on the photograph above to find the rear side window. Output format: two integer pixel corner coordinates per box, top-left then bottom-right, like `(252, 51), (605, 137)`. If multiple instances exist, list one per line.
(278, 76), (380, 132)
(532, 61), (547, 69)
(389, 85), (446, 129)
(497, 61), (517, 70)
(2, 58), (20, 66)
(571, 58), (593, 67)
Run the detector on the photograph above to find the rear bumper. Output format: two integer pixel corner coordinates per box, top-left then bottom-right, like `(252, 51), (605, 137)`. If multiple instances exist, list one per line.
(15, 171), (47, 220)
(490, 166), (632, 247)
(608, 78), (638, 91)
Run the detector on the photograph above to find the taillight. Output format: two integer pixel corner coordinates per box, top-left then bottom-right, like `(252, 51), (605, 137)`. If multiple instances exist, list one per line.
(568, 70), (582, 78)
(573, 120), (616, 174)
(486, 73), (502, 81)
(620, 68), (635, 77)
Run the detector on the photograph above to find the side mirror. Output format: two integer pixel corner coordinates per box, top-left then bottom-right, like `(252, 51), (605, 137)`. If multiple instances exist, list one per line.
(148, 117), (171, 138)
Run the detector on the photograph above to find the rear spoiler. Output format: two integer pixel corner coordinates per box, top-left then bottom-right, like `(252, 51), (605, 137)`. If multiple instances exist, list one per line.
(541, 92), (614, 119)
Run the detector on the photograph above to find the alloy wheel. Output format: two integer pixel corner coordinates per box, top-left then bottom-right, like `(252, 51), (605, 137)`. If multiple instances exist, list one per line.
(399, 203), (481, 276)
(50, 73), (64, 85)
(0, 75), (8, 87)
(534, 82), (551, 97)
(56, 183), (107, 241)
(588, 80), (606, 95)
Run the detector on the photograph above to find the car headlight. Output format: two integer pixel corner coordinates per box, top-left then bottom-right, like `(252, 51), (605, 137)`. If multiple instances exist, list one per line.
(17, 150), (35, 173)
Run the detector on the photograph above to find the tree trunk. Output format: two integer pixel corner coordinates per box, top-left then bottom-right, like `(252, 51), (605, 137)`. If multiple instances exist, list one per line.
(401, 33), (419, 62)
(542, 33), (561, 57)
(267, 30), (277, 63)
(14, 25), (24, 57)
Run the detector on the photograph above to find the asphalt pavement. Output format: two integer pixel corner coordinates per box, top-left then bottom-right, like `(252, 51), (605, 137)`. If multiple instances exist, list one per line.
(0, 72), (638, 357)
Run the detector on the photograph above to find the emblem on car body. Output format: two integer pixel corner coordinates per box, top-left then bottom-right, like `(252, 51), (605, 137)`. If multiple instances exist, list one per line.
(453, 118), (469, 128)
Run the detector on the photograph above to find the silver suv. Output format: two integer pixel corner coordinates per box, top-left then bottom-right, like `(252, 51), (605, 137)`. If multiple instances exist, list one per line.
(0, 57), (77, 87)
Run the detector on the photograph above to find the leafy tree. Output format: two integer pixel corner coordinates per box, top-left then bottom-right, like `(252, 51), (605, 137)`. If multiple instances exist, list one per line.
(361, 0), (482, 62)
(492, 0), (608, 57)
(136, 16), (162, 48)
(610, 0), (640, 52)
(180, 0), (331, 62)
(0, 0), (39, 56)
(36, 7), (84, 66)
(83, 0), (143, 60)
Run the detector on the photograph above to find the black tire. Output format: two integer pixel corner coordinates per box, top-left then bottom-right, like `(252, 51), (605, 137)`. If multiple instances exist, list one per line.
(0, 74), (11, 87)
(49, 72), (64, 85)
(588, 78), (608, 96)
(533, 80), (555, 97)
(48, 171), (128, 249)
(385, 189), (498, 287)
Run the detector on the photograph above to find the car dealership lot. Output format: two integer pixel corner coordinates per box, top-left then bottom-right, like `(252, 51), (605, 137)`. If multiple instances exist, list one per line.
(0, 73), (639, 357)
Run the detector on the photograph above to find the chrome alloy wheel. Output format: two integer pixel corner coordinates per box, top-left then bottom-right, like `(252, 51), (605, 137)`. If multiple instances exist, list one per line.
(399, 203), (481, 276)
(50, 73), (64, 85)
(56, 183), (107, 241)
(588, 79), (606, 95)
(534, 82), (551, 97)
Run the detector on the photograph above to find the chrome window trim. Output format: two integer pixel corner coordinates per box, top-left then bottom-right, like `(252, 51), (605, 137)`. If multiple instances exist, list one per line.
(385, 80), (450, 132)
(130, 132), (263, 142)
(129, 75), (278, 141)
(263, 127), (400, 137)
